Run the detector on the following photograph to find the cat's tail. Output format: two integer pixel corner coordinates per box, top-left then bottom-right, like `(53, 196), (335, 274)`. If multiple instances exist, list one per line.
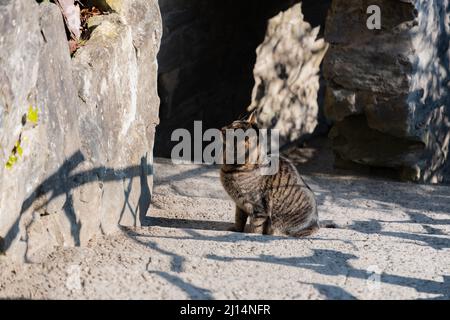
(320, 220), (338, 229)
(288, 221), (337, 237)
(288, 222), (320, 237)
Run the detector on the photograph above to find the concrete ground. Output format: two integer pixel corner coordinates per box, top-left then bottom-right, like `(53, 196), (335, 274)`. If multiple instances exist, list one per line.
(1, 140), (449, 299)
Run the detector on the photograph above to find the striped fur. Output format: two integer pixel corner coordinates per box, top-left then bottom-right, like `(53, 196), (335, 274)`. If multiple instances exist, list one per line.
(220, 119), (319, 237)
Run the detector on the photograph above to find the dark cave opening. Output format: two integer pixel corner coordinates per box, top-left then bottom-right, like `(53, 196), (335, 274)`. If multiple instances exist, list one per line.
(155, 0), (332, 158)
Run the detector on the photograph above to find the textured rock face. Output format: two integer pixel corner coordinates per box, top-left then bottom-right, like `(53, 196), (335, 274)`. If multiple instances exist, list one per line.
(0, 0), (162, 261)
(324, 0), (450, 183)
(249, 3), (328, 146)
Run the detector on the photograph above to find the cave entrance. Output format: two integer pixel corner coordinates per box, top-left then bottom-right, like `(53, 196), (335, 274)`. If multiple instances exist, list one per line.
(155, 0), (331, 158)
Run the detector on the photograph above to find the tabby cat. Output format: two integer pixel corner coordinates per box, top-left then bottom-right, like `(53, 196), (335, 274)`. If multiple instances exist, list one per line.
(220, 113), (319, 237)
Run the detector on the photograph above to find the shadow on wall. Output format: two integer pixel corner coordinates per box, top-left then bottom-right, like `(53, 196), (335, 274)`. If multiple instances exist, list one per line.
(408, 0), (450, 183)
(0, 150), (153, 258)
(155, 0), (332, 158)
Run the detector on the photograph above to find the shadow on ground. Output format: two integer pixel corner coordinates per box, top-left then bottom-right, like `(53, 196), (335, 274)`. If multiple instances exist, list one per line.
(125, 227), (450, 300)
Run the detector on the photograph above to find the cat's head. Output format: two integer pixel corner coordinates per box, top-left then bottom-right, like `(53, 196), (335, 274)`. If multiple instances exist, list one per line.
(221, 111), (262, 169)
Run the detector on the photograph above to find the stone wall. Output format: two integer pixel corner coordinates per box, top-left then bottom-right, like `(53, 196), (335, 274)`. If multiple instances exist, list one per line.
(0, 0), (162, 261)
(324, 0), (450, 183)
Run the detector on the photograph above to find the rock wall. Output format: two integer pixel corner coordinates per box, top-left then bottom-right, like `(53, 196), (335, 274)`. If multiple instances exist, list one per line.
(324, 0), (450, 183)
(0, 0), (162, 261)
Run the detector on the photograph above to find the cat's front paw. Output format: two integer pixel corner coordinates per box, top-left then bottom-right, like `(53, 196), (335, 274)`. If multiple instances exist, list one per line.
(227, 225), (244, 232)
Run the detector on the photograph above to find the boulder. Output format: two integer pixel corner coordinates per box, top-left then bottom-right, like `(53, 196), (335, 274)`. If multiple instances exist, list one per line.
(324, 0), (450, 183)
(249, 3), (329, 146)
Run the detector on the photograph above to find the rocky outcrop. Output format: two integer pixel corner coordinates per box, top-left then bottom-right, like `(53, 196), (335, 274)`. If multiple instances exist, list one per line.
(324, 0), (450, 183)
(249, 3), (328, 146)
(0, 0), (161, 261)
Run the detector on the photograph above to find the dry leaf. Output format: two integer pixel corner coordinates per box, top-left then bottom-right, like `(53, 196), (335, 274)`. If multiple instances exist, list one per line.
(56, 0), (81, 40)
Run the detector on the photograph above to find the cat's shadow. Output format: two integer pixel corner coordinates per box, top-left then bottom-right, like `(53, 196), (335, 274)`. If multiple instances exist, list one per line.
(144, 216), (235, 232)
(144, 216), (269, 235)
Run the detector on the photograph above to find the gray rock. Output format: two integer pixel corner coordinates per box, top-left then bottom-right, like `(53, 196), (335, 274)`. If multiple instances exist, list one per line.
(249, 3), (329, 146)
(0, 0), (162, 261)
(324, 0), (450, 183)
(0, 0), (44, 260)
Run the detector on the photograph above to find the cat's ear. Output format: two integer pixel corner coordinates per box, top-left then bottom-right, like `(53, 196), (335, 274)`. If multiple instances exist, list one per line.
(247, 110), (257, 124)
